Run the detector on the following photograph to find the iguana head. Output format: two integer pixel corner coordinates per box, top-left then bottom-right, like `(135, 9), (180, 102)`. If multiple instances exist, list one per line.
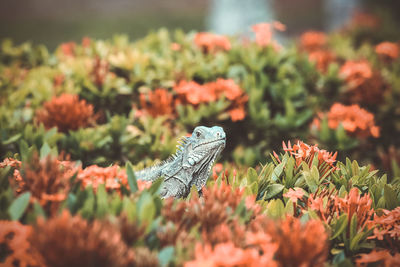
(181, 126), (226, 176)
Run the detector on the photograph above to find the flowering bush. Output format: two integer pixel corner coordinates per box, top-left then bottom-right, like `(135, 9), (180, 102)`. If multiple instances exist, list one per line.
(1, 9), (400, 266)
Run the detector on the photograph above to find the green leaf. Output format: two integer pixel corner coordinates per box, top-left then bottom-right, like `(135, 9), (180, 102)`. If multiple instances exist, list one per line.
(384, 184), (398, 210)
(8, 192), (31, 221)
(331, 214), (348, 240)
(95, 184), (108, 218)
(137, 191), (155, 224)
(265, 199), (285, 219)
(349, 213), (358, 241)
(263, 184), (284, 200)
(33, 201), (46, 219)
(148, 178), (163, 195)
(271, 158), (287, 182)
(246, 167), (258, 184)
(126, 162), (138, 193)
(158, 246), (174, 267)
(40, 142), (51, 159)
(2, 134), (21, 145)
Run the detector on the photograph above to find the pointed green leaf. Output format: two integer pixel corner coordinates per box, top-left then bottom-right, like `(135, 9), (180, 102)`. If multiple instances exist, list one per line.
(126, 162), (138, 193)
(331, 214), (348, 240)
(158, 246), (174, 267)
(40, 142), (51, 159)
(8, 192), (31, 221)
(263, 184), (284, 200)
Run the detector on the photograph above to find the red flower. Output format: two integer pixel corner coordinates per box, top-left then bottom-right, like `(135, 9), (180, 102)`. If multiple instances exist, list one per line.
(194, 32), (231, 53)
(339, 60), (373, 89)
(35, 94), (96, 133)
(78, 165), (150, 192)
(299, 31), (327, 52)
(170, 42), (181, 51)
(139, 88), (175, 117)
(308, 50), (336, 73)
(327, 103), (380, 138)
(356, 250), (400, 267)
(335, 188), (374, 236)
(375, 42), (399, 60)
(284, 188), (305, 203)
(0, 221), (44, 267)
(60, 42), (76, 57)
(82, 37), (91, 48)
(279, 140), (337, 176)
(252, 21), (285, 49)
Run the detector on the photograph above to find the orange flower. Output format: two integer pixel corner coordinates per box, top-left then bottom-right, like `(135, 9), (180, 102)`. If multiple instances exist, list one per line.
(284, 188), (305, 203)
(335, 188), (374, 236)
(252, 21), (285, 48)
(35, 93), (96, 133)
(91, 56), (110, 86)
(29, 210), (135, 267)
(139, 88), (175, 117)
(194, 32), (231, 53)
(327, 103), (380, 138)
(356, 250), (400, 267)
(60, 42), (76, 57)
(174, 80), (216, 105)
(229, 107), (246, 121)
(349, 11), (380, 29)
(307, 188), (338, 224)
(369, 207), (400, 251)
(278, 140), (337, 176)
(78, 165), (150, 192)
(0, 220), (44, 267)
(375, 42), (399, 60)
(0, 157), (21, 168)
(174, 79), (248, 121)
(82, 36), (91, 48)
(308, 50), (336, 73)
(339, 60), (385, 104)
(208, 78), (243, 101)
(258, 216), (328, 267)
(8, 153), (78, 216)
(185, 240), (278, 267)
(339, 60), (373, 89)
(299, 31), (327, 52)
(170, 42), (181, 51)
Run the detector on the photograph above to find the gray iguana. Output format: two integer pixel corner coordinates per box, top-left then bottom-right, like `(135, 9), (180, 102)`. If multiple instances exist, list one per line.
(135, 126), (226, 198)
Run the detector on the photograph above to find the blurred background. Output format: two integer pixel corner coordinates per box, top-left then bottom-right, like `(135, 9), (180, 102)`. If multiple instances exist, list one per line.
(1, 0), (398, 49)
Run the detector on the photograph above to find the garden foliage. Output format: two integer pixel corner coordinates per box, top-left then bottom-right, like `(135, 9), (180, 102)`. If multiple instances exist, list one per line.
(1, 10), (400, 267)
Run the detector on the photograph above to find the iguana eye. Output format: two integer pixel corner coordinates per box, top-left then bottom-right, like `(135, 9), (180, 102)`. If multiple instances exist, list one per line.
(195, 131), (201, 138)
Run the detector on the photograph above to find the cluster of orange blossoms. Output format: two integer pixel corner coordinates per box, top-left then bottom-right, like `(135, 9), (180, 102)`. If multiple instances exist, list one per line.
(0, 221), (44, 267)
(356, 250), (400, 267)
(194, 32), (231, 53)
(139, 78), (248, 121)
(180, 182), (328, 267)
(370, 207), (400, 251)
(349, 11), (380, 29)
(299, 31), (336, 73)
(312, 103), (380, 139)
(276, 140), (337, 176)
(339, 60), (385, 104)
(326, 103), (380, 138)
(336, 188), (374, 235)
(77, 165), (150, 192)
(251, 21), (286, 49)
(35, 93), (96, 133)
(375, 41), (399, 61)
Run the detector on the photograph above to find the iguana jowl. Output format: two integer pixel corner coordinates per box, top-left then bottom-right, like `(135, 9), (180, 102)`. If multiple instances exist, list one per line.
(135, 126), (226, 198)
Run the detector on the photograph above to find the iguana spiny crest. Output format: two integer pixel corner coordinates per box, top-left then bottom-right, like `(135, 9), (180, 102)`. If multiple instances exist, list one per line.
(135, 126), (226, 198)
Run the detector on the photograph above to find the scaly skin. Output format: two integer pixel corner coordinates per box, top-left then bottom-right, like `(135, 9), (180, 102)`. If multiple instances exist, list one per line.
(135, 126), (226, 198)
